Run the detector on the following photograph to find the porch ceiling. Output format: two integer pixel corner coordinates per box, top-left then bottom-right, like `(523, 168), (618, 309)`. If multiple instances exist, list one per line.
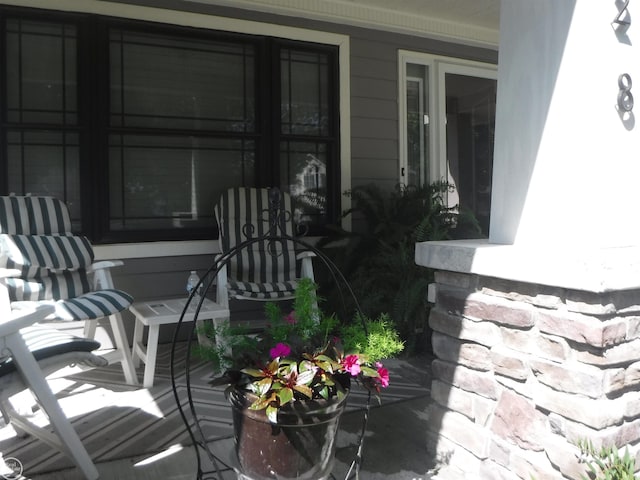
(185, 0), (501, 48)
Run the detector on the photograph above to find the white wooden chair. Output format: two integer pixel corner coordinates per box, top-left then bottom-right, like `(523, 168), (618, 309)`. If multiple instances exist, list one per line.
(0, 195), (137, 385)
(0, 304), (105, 480)
(214, 187), (316, 310)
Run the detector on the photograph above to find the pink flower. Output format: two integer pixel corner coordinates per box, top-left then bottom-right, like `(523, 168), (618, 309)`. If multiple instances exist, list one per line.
(342, 354), (361, 376)
(284, 312), (297, 324)
(376, 366), (390, 388)
(270, 343), (291, 359)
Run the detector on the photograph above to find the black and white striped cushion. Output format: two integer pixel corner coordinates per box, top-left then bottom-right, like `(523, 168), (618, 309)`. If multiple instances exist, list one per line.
(216, 188), (299, 285)
(0, 325), (103, 376)
(11, 289), (133, 321)
(0, 196), (72, 235)
(5, 271), (92, 302)
(58, 289), (133, 320)
(0, 234), (93, 270)
(228, 279), (299, 300)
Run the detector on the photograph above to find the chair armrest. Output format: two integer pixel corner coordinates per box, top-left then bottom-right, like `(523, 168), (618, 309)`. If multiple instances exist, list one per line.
(0, 305), (55, 338)
(297, 251), (316, 282)
(88, 260), (124, 290)
(215, 254), (229, 308)
(296, 251), (316, 260)
(0, 268), (21, 279)
(0, 268), (21, 315)
(87, 260), (124, 273)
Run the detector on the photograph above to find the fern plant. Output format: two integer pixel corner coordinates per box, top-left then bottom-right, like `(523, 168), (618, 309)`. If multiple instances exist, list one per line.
(319, 181), (482, 354)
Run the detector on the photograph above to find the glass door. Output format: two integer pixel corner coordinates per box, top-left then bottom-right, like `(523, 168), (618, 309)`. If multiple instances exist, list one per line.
(441, 66), (497, 235)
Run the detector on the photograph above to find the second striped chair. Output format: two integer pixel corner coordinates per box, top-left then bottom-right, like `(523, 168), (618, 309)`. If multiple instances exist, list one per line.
(214, 187), (316, 314)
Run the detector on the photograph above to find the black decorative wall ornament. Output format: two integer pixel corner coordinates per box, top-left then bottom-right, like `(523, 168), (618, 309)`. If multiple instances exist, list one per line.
(613, 1), (633, 114)
(618, 73), (634, 112)
(614, 0), (631, 25)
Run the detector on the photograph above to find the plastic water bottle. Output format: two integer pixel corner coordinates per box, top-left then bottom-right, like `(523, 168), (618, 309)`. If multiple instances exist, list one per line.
(186, 270), (201, 299)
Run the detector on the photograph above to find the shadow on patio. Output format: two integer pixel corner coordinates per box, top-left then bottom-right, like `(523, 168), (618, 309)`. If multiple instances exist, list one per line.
(0, 344), (434, 480)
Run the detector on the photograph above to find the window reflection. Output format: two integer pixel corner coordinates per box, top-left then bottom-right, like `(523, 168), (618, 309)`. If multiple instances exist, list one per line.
(109, 135), (255, 230)
(280, 142), (327, 225)
(279, 47), (334, 226)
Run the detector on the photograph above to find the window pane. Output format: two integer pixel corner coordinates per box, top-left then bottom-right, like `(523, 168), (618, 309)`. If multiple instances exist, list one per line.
(109, 135), (255, 231)
(6, 19), (77, 124)
(281, 49), (330, 136)
(406, 63), (429, 186)
(280, 141), (327, 226)
(110, 30), (255, 131)
(6, 130), (81, 229)
(445, 73), (496, 236)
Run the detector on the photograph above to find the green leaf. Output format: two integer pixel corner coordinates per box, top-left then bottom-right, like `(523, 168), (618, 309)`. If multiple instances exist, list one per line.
(313, 354), (338, 372)
(318, 386), (329, 400)
(296, 368), (317, 386)
(314, 354), (334, 363)
(278, 387), (294, 406)
(253, 378), (273, 396)
(293, 384), (313, 398)
(321, 375), (335, 387)
(266, 405), (279, 424)
(242, 368), (265, 378)
(360, 365), (379, 378)
(268, 358), (282, 371)
(249, 392), (276, 411)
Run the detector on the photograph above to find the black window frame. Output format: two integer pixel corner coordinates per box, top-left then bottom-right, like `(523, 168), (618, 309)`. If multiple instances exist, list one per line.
(0, 6), (340, 243)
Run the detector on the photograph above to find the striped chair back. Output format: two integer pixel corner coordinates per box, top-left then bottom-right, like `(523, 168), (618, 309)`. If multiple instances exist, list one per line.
(0, 196), (72, 235)
(215, 188), (298, 296)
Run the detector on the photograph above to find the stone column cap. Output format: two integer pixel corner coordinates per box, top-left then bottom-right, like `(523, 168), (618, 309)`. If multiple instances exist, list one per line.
(415, 239), (640, 293)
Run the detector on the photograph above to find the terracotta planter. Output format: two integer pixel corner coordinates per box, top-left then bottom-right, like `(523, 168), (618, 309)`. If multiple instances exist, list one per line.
(228, 388), (348, 480)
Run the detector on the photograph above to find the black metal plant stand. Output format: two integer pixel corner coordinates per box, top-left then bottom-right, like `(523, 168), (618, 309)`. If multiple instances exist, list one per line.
(170, 188), (371, 480)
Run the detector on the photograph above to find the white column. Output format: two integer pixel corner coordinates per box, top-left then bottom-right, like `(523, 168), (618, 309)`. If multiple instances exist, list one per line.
(416, 0), (640, 292)
(490, 0), (640, 248)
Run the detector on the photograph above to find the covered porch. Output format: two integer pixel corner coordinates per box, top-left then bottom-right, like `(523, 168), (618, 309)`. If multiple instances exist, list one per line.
(3, 0), (639, 479)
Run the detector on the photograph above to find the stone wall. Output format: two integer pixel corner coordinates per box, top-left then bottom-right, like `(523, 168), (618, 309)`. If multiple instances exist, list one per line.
(428, 270), (640, 479)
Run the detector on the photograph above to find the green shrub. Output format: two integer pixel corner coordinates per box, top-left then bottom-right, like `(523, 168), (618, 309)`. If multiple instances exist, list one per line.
(319, 181), (481, 354)
(578, 439), (638, 480)
(340, 313), (405, 362)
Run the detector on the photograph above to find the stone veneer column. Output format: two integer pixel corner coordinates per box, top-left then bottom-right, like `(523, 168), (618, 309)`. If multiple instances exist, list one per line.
(420, 260), (640, 479)
(415, 1), (640, 478)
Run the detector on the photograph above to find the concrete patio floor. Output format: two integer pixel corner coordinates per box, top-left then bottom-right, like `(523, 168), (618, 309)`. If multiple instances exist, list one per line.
(30, 394), (436, 480)
(7, 353), (439, 480)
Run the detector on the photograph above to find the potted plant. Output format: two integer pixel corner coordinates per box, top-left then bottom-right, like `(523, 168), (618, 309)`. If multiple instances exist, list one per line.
(197, 278), (404, 480)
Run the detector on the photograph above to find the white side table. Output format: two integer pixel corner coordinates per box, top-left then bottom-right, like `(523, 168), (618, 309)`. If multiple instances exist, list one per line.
(130, 297), (230, 388)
